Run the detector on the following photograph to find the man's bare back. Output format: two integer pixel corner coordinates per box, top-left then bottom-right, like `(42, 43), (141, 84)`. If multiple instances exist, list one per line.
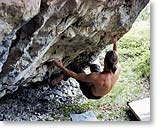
(88, 64), (121, 97)
(52, 36), (121, 99)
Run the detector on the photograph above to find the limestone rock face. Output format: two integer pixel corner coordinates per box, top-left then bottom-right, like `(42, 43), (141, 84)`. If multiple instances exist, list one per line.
(0, 0), (149, 97)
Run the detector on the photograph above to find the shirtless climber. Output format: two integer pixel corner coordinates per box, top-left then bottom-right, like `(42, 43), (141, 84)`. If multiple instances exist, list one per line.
(51, 36), (121, 99)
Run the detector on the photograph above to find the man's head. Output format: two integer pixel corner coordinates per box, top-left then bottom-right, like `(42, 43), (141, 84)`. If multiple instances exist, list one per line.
(104, 50), (118, 73)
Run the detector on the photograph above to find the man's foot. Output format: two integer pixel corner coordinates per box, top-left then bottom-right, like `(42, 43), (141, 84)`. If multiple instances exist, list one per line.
(51, 74), (64, 86)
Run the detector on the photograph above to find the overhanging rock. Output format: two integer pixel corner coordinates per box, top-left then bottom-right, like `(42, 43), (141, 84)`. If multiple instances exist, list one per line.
(0, 0), (150, 97)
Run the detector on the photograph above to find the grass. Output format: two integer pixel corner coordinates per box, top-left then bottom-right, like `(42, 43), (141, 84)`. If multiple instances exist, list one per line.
(99, 21), (149, 120)
(57, 6), (150, 121)
(0, 5), (150, 122)
(94, 19), (150, 120)
(66, 19), (149, 122)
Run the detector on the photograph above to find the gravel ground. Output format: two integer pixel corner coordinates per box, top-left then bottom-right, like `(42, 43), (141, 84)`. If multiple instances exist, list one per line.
(0, 78), (87, 121)
(0, 75), (150, 121)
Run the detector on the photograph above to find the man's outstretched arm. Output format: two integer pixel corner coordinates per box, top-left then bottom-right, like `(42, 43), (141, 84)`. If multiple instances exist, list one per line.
(53, 60), (96, 83)
(112, 35), (118, 52)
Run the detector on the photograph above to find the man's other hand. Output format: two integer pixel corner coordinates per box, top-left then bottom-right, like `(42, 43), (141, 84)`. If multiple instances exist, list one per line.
(54, 60), (64, 68)
(112, 35), (117, 43)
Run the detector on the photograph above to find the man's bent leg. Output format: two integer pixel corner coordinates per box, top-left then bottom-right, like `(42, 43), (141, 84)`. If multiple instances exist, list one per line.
(51, 62), (83, 86)
(51, 73), (64, 86)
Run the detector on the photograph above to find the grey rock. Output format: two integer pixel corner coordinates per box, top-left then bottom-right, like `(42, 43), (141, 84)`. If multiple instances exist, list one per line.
(49, 94), (54, 99)
(0, 77), (87, 121)
(0, 0), (149, 97)
(61, 97), (67, 102)
(54, 89), (63, 96)
(43, 86), (49, 91)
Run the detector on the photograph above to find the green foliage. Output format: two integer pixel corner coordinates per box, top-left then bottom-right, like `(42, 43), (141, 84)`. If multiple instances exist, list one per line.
(118, 21), (150, 78)
(135, 51), (150, 78)
(56, 5), (150, 121)
(58, 101), (92, 117)
(136, 4), (150, 22)
(85, 11), (150, 120)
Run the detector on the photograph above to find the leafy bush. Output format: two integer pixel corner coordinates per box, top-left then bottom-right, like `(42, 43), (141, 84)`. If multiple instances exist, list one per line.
(135, 51), (150, 78)
(58, 5), (150, 121)
(136, 4), (150, 22)
(118, 21), (150, 78)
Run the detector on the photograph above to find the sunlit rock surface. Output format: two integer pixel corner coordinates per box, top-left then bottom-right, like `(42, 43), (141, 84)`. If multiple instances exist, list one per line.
(0, 0), (149, 97)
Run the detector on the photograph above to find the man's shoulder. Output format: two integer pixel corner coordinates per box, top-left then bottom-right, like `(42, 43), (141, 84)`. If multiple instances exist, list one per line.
(90, 72), (105, 82)
(88, 72), (99, 79)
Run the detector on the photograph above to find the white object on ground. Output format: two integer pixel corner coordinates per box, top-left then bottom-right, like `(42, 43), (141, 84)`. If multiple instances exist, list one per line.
(70, 110), (98, 121)
(128, 97), (150, 121)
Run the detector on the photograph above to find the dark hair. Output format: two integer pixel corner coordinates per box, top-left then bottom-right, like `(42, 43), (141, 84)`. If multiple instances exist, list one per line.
(90, 64), (101, 72)
(104, 50), (118, 73)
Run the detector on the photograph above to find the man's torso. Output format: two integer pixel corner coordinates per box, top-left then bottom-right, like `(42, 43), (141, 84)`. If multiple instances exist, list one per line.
(91, 70), (120, 97)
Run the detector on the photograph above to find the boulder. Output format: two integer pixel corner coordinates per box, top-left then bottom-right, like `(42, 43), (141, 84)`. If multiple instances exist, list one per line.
(0, 0), (149, 97)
